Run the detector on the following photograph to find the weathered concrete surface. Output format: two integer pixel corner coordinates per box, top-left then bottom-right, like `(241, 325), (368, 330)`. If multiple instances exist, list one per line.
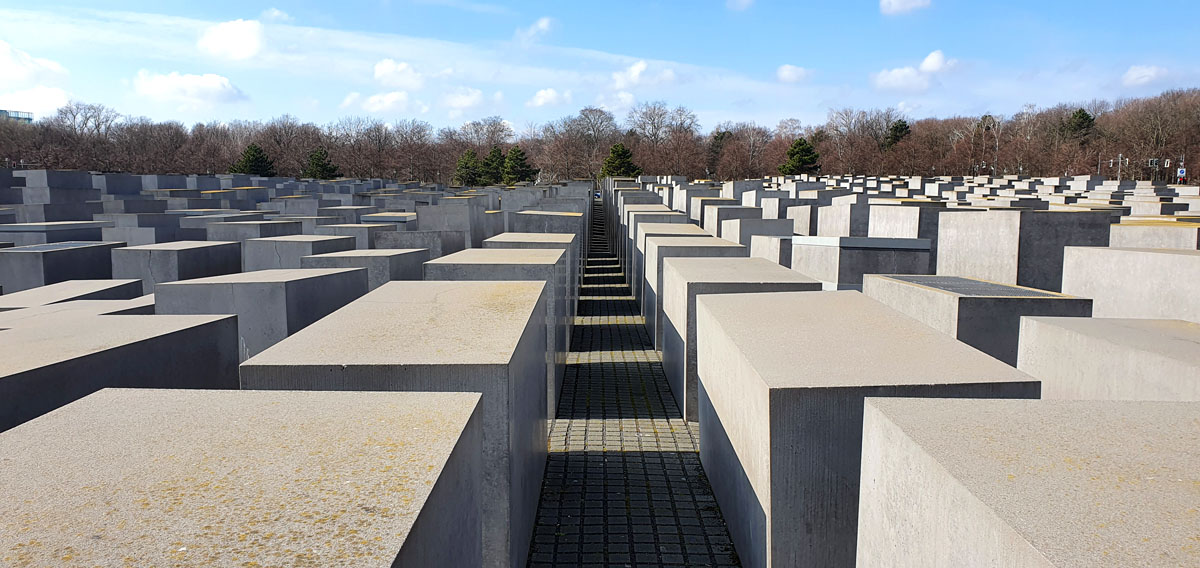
(0, 314), (237, 432)
(643, 236), (747, 348)
(0, 241), (125, 293)
(0, 297), (155, 326)
(0, 279), (142, 311)
(206, 220), (302, 242)
(791, 236), (931, 291)
(112, 240), (241, 294)
(1109, 220), (1200, 250)
(661, 257), (820, 421)
(863, 274), (1093, 365)
(857, 398), (1200, 567)
(720, 218), (792, 248)
(696, 291), (1038, 568)
(483, 232), (580, 324)
(314, 223), (398, 249)
(156, 268), (368, 360)
(1060, 246), (1200, 322)
(243, 234), (356, 271)
(240, 280), (548, 568)
(0, 221), (105, 246)
(375, 229), (467, 259)
(1018, 316), (1200, 401)
(301, 249), (429, 290)
(0, 388), (484, 567)
(749, 235), (792, 268)
(632, 222), (707, 304)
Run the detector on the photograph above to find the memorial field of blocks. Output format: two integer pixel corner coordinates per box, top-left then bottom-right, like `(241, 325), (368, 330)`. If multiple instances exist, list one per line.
(1, 167), (1197, 566)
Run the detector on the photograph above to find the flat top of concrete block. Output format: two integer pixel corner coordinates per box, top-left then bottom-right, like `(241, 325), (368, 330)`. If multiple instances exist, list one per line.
(791, 235), (931, 249)
(0, 315), (231, 375)
(637, 223), (708, 236)
(515, 210), (583, 217)
(1024, 317), (1200, 365)
(0, 297), (154, 326)
(1, 241), (121, 253)
(322, 205), (375, 210)
(306, 249), (428, 259)
(877, 275), (1076, 298)
(249, 235), (355, 243)
(363, 212), (416, 219)
(0, 388), (480, 567)
(0, 280), (141, 309)
(165, 209), (240, 215)
(697, 291), (1032, 389)
(0, 222), (107, 231)
(319, 223), (398, 229)
(484, 232), (575, 245)
(1067, 246), (1200, 258)
(645, 236), (745, 250)
(865, 397), (1200, 566)
(210, 220), (302, 227)
(663, 257), (821, 286)
(242, 280), (546, 367)
(118, 240), (237, 251)
(425, 248), (565, 266)
(160, 268), (363, 286)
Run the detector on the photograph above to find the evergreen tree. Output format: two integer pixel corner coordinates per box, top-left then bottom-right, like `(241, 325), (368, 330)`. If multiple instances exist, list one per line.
(502, 146), (538, 185)
(600, 143), (642, 178)
(453, 149), (483, 186)
(481, 146), (506, 185)
(778, 137), (820, 175)
(1063, 108), (1095, 143)
(885, 119), (911, 149)
(230, 143), (276, 177)
(300, 147), (341, 180)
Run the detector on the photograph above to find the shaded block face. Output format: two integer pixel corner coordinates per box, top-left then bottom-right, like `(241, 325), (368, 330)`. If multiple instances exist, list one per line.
(206, 220), (302, 242)
(243, 235), (357, 271)
(314, 223), (398, 249)
(375, 229), (467, 258)
(155, 268), (369, 361)
(0, 279), (142, 311)
(643, 236), (747, 348)
(703, 205), (763, 238)
(0, 222), (104, 246)
(863, 274), (1093, 365)
(857, 398), (1200, 568)
(0, 241), (125, 293)
(1061, 247), (1200, 322)
(300, 249), (430, 290)
(239, 281), (549, 568)
(111, 241), (242, 295)
(660, 257), (821, 421)
(695, 291), (1038, 568)
(720, 218), (793, 248)
(790, 236), (931, 291)
(1018, 316), (1200, 401)
(632, 223), (708, 304)
(0, 315), (238, 432)
(0, 389), (484, 567)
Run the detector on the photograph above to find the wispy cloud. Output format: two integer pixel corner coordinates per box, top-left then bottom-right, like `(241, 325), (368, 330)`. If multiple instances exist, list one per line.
(880, 0), (931, 15)
(726, 0), (754, 11)
(197, 19), (263, 60)
(1122, 65), (1167, 87)
(133, 69), (247, 109)
(260, 8), (292, 23)
(515, 17), (553, 47)
(410, 0), (510, 15)
(776, 64), (810, 83)
(526, 88), (572, 107)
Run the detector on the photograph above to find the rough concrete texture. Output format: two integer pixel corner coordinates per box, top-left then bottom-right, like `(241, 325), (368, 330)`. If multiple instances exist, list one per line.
(0, 279), (142, 310)
(643, 236), (747, 348)
(1061, 246), (1200, 322)
(0, 297), (155, 327)
(790, 236), (931, 291)
(0, 389), (484, 567)
(0, 241), (126, 293)
(301, 248), (429, 290)
(243, 234), (356, 271)
(1018, 316), (1200, 401)
(240, 280), (548, 568)
(111, 240), (241, 295)
(857, 398), (1200, 567)
(375, 229), (467, 259)
(483, 232), (580, 325)
(156, 268), (368, 360)
(695, 291), (1038, 568)
(863, 274), (1093, 365)
(1109, 221), (1200, 250)
(205, 220), (302, 241)
(661, 257), (820, 421)
(0, 314), (238, 432)
(314, 223), (399, 249)
(631, 222), (707, 303)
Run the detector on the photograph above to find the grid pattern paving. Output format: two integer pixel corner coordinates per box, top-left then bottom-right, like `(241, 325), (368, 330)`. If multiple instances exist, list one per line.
(528, 200), (740, 567)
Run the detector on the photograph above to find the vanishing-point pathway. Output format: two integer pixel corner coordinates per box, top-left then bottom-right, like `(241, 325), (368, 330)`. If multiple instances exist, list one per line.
(527, 199), (741, 567)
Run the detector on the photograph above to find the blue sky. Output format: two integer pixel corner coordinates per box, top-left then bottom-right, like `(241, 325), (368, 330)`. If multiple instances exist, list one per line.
(0, 0), (1195, 130)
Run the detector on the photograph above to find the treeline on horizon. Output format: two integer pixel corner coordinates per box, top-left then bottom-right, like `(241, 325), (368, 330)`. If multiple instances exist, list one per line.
(0, 88), (1196, 184)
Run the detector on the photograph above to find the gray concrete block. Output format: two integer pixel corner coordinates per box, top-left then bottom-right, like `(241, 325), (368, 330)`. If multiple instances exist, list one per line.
(375, 229), (466, 258)
(156, 268), (368, 360)
(0, 280), (143, 311)
(0, 297), (156, 327)
(240, 280), (548, 568)
(1061, 247), (1200, 322)
(243, 235), (356, 271)
(643, 236), (747, 348)
(720, 218), (793, 247)
(632, 223), (709, 304)
(749, 235), (792, 267)
(863, 274), (1093, 365)
(0, 314), (238, 432)
(856, 398), (1199, 567)
(791, 236), (931, 291)
(314, 223), (398, 249)
(510, 211), (587, 261)
(661, 257), (820, 421)
(0, 242), (126, 293)
(1109, 221), (1200, 250)
(1018, 316), (1200, 400)
(0, 221), (105, 246)
(695, 291), (1039, 568)
(112, 241), (242, 294)
(206, 220), (302, 242)
(483, 232), (580, 324)
(301, 248), (429, 290)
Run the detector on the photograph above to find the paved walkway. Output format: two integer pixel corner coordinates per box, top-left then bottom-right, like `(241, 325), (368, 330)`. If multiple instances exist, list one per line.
(527, 201), (740, 567)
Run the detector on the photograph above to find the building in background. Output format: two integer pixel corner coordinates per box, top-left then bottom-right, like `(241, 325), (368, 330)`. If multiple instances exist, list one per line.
(0, 110), (34, 124)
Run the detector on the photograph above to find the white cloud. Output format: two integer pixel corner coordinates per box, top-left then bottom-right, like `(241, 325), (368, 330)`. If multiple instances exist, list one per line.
(374, 59), (425, 90)
(515, 17), (553, 46)
(880, 0), (931, 15)
(526, 88), (572, 107)
(1122, 65), (1167, 87)
(197, 19), (264, 60)
(0, 85), (70, 117)
(595, 91), (635, 113)
(492, 90), (504, 103)
(871, 67), (929, 92)
(133, 70), (246, 108)
(776, 64), (810, 83)
(919, 50), (950, 73)
(727, 0), (754, 11)
(442, 87), (483, 112)
(362, 91), (410, 113)
(611, 60), (676, 90)
(260, 8), (292, 23)
(339, 92), (362, 109)
(0, 39), (67, 86)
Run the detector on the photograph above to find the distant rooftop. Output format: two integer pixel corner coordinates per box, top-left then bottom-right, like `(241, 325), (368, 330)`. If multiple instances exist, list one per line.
(0, 109), (34, 124)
